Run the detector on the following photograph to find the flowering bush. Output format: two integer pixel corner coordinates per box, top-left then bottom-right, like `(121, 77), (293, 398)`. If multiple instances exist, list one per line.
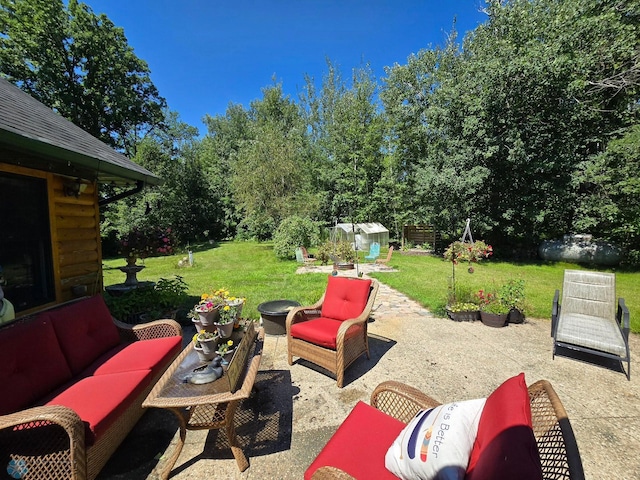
(119, 226), (175, 259)
(443, 240), (493, 265)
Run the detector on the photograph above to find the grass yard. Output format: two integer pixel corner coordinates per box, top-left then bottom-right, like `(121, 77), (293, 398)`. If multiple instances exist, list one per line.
(102, 241), (640, 333)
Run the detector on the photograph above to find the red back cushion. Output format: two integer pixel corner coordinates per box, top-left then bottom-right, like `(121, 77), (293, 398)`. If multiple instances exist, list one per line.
(0, 315), (72, 414)
(49, 295), (121, 375)
(466, 373), (543, 480)
(321, 277), (372, 321)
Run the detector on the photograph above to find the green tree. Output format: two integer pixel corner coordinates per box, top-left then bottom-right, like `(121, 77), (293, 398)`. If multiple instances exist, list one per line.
(301, 60), (385, 228)
(0, 0), (166, 154)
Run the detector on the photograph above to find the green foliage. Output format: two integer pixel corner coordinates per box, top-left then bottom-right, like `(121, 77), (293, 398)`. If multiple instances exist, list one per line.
(273, 215), (321, 259)
(103, 276), (191, 324)
(499, 279), (527, 314)
(0, 0), (165, 154)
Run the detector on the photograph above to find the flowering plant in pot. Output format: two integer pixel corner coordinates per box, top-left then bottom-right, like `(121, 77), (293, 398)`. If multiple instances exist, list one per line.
(119, 226), (175, 264)
(475, 289), (509, 327)
(499, 279), (527, 324)
(193, 331), (217, 361)
(193, 288), (228, 325)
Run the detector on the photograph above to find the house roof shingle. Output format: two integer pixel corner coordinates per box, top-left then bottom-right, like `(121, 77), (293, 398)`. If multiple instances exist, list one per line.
(0, 76), (161, 186)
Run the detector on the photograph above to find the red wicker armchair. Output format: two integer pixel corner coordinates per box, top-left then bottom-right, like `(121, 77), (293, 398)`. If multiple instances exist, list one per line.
(286, 276), (379, 388)
(308, 379), (585, 480)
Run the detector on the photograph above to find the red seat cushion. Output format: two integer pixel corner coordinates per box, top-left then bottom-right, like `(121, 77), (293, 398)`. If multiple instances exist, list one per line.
(305, 401), (404, 480)
(321, 277), (372, 321)
(48, 295), (121, 375)
(93, 336), (182, 376)
(46, 370), (152, 445)
(290, 317), (364, 349)
(0, 315), (72, 415)
(466, 373), (543, 480)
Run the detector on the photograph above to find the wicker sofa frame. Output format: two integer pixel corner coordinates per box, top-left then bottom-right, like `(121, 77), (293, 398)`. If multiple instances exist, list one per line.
(286, 278), (379, 388)
(311, 379), (585, 480)
(0, 310), (182, 480)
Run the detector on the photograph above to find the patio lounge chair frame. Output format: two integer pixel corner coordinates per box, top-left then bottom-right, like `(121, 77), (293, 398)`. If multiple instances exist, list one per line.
(310, 379), (585, 480)
(552, 269), (631, 380)
(286, 279), (379, 388)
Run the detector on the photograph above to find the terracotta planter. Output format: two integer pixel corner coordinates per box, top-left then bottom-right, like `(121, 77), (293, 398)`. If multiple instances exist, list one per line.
(480, 311), (508, 328)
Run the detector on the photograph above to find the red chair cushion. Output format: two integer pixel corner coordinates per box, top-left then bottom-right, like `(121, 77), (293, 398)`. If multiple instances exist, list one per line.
(321, 277), (372, 321)
(49, 295), (121, 375)
(305, 401), (404, 480)
(290, 317), (364, 349)
(93, 336), (182, 377)
(0, 315), (72, 415)
(46, 370), (152, 445)
(466, 373), (543, 480)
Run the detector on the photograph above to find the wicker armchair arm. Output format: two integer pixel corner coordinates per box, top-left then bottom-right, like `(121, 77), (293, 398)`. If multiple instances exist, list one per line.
(311, 466), (356, 480)
(113, 317), (182, 342)
(370, 380), (441, 424)
(286, 306), (322, 329)
(0, 405), (87, 480)
(528, 380), (585, 480)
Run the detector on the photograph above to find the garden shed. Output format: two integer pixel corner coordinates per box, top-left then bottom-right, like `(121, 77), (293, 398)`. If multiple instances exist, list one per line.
(0, 77), (160, 315)
(331, 222), (389, 252)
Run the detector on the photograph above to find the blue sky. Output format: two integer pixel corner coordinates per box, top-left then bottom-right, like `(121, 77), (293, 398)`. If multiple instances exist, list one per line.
(87, 0), (488, 135)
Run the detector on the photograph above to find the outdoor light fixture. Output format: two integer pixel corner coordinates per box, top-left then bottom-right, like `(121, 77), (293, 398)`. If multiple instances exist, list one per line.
(63, 178), (89, 198)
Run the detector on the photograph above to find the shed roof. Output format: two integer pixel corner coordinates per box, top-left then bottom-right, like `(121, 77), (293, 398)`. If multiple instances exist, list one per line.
(334, 222), (389, 234)
(0, 77), (160, 186)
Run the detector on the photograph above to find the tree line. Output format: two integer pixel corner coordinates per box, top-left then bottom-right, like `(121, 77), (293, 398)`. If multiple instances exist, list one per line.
(2, 0), (639, 263)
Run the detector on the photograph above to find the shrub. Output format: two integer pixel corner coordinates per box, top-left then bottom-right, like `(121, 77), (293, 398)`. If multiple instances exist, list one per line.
(273, 215), (320, 260)
(104, 275), (193, 324)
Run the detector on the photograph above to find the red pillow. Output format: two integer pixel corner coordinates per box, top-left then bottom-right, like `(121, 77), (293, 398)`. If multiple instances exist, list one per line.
(466, 373), (543, 480)
(321, 276), (372, 321)
(49, 295), (121, 375)
(0, 315), (72, 414)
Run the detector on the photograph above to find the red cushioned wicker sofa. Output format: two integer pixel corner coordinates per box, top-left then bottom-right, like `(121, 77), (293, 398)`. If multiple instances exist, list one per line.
(0, 295), (183, 480)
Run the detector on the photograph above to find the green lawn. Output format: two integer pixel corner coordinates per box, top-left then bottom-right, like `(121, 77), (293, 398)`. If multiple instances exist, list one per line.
(102, 241), (640, 333)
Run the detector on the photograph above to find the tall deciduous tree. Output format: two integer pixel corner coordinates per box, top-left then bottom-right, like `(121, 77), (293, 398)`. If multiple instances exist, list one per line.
(0, 0), (166, 154)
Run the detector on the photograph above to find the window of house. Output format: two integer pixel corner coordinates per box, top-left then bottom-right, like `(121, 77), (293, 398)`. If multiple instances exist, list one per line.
(0, 171), (55, 312)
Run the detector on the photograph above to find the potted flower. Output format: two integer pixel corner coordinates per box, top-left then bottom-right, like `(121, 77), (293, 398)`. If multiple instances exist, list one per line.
(216, 339), (235, 364)
(475, 289), (510, 328)
(193, 289), (227, 325)
(446, 302), (480, 322)
(499, 279), (527, 324)
(215, 302), (238, 339)
(193, 332), (217, 362)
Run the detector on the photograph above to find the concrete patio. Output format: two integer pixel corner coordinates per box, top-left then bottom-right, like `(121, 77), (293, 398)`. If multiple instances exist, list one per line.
(98, 268), (640, 480)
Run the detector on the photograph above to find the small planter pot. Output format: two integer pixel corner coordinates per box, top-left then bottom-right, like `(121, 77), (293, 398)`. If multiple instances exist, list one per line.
(198, 336), (219, 355)
(446, 309), (480, 322)
(480, 311), (508, 328)
(195, 344), (216, 362)
(508, 308), (525, 324)
(214, 321), (234, 339)
(195, 306), (220, 325)
(226, 299), (244, 319)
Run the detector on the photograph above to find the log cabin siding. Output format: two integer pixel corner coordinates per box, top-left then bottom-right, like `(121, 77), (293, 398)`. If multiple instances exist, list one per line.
(0, 159), (103, 308)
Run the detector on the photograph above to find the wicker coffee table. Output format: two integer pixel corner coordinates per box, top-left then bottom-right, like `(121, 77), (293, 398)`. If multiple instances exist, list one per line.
(142, 325), (264, 479)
